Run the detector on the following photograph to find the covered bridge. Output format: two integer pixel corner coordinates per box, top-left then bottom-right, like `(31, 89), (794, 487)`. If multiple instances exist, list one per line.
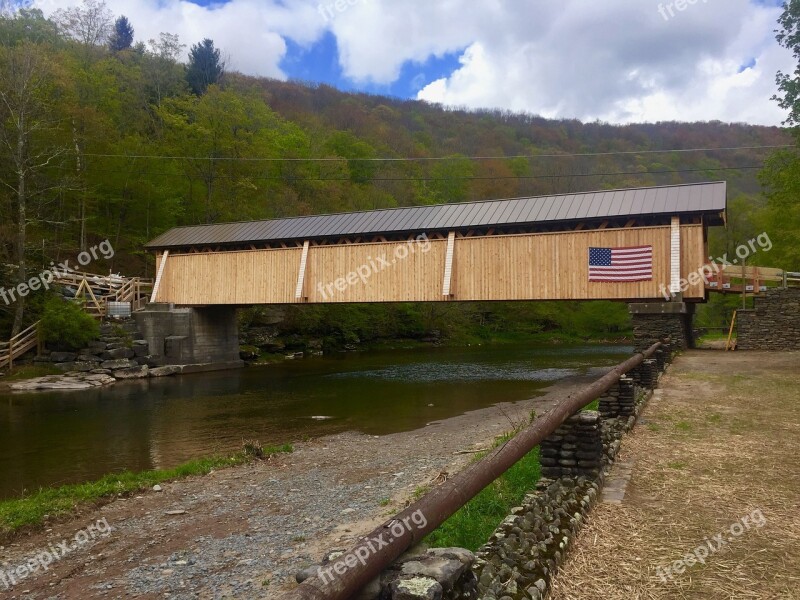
(145, 181), (726, 306)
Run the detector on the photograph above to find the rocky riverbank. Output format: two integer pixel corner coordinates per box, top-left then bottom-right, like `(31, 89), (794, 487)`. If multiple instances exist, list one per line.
(0, 374), (600, 599)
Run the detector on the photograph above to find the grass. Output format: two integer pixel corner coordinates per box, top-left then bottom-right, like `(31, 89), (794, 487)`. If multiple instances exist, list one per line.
(696, 331), (732, 342)
(1, 364), (61, 381)
(425, 434), (541, 551)
(0, 443), (293, 539)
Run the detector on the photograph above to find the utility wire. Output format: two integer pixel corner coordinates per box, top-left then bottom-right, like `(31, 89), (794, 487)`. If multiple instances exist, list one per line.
(79, 145), (796, 163)
(75, 164), (765, 182)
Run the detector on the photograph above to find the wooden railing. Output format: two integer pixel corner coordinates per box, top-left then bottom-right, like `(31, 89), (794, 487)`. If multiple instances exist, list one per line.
(54, 272), (153, 318)
(706, 265), (800, 294)
(111, 277), (153, 312)
(0, 322), (42, 371)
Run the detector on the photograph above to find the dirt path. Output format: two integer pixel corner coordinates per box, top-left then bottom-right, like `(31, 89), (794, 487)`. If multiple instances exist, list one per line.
(550, 350), (800, 600)
(0, 374), (599, 600)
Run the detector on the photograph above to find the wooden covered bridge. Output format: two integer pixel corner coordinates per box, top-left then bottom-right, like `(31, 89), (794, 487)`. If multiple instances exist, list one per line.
(145, 182), (726, 306)
(136, 182), (729, 366)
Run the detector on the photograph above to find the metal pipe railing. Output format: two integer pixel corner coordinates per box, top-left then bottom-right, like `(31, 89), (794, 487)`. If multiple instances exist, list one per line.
(283, 341), (664, 600)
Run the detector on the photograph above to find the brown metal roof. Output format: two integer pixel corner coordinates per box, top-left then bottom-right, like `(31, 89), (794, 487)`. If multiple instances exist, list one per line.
(145, 181), (727, 250)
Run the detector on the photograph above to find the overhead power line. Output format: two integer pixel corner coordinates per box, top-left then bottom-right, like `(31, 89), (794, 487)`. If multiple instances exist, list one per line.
(80, 144), (796, 163)
(76, 164), (766, 182)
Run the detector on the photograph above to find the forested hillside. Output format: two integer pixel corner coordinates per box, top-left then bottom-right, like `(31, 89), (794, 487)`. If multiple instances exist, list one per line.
(1, 3), (796, 346)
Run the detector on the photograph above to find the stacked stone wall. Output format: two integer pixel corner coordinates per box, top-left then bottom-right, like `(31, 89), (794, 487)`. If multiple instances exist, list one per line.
(631, 310), (694, 351)
(737, 287), (800, 351)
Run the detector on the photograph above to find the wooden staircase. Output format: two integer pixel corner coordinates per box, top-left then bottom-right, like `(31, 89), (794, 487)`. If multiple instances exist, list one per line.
(0, 322), (42, 371)
(0, 272), (153, 371)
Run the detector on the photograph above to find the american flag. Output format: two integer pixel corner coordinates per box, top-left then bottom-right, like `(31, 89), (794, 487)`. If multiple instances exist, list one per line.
(589, 246), (653, 282)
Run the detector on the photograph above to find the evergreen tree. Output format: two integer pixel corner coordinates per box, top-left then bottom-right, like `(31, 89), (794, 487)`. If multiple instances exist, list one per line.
(186, 38), (224, 95)
(108, 15), (133, 52)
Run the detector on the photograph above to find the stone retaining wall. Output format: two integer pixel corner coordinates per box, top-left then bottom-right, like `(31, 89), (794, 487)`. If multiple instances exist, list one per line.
(472, 382), (653, 600)
(539, 412), (603, 481)
(17, 320), (184, 390)
(598, 376), (636, 419)
(737, 287), (800, 351)
(631, 305), (694, 351)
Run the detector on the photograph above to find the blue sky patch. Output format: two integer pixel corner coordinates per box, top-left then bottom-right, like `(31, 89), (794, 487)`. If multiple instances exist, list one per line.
(281, 32), (464, 100)
(739, 57), (757, 73)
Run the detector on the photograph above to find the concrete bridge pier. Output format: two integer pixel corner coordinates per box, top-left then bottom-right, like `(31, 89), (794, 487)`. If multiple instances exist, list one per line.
(134, 303), (243, 370)
(629, 301), (695, 352)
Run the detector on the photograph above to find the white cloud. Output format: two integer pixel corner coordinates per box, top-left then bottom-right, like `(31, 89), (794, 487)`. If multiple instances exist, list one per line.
(408, 0), (793, 125)
(30, 0), (794, 125)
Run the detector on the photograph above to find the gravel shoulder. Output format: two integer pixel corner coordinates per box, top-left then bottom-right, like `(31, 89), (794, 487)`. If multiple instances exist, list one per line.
(0, 373), (599, 599)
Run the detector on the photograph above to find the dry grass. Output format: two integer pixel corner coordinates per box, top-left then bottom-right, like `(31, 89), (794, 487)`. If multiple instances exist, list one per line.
(549, 351), (800, 600)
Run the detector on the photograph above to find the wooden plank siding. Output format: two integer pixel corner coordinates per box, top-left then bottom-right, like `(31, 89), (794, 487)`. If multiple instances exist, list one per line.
(158, 248), (303, 305)
(680, 224), (707, 299)
(305, 239), (446, 303)
(154, 225), (708, 305)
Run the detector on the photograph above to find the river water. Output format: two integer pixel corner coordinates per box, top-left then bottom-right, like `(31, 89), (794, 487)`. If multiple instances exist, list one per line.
(0, 343), (631, 499)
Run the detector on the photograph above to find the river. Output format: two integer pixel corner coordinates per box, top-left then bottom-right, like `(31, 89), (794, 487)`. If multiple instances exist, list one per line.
(0, 343), (631, 499)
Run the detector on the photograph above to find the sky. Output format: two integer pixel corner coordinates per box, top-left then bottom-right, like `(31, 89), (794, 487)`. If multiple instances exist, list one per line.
(29, 0), (796, 126)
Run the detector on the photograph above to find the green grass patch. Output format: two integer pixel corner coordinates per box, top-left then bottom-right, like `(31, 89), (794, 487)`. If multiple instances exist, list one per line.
(425, 437), (541, 551)
(583, 398), (600, 411)
(675, 421), (693, 432)
(2, 364), (62, 381)
(697, 331), (732, 342)
(0, 444), (292, 539)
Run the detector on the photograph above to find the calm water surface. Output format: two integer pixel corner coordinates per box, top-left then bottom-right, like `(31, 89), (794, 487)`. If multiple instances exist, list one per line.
(0, 343), (631, 498)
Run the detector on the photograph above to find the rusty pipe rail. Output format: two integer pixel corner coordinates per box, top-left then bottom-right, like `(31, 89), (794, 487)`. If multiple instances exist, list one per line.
(283, 341), (665, 600)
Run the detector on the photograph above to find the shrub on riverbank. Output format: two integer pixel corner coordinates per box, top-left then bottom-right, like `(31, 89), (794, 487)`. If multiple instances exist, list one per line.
(40, 297), (100, 351)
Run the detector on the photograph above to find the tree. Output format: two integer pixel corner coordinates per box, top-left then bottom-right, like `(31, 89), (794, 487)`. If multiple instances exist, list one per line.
(774, 0), (800, 126)
(108, 15), (133, 53)
(53, 0), (112, 48)
(758, 1), (800, 268)
(145, 32), (186, 106)
(186, 38), (224, 95)
(0, 8), (59, 44)
(0, 41), (70, 335)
